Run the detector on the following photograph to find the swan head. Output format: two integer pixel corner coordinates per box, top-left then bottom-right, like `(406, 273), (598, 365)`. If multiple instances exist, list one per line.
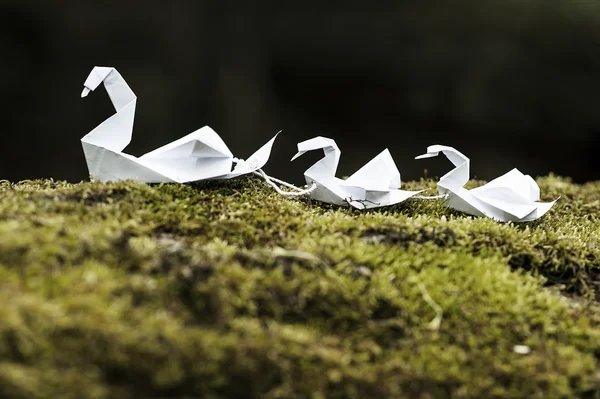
(291, 136), (339, 161)
(81, 66), (117, 98)
(415, 145), (468, 168)
(415, 145), (453, 160)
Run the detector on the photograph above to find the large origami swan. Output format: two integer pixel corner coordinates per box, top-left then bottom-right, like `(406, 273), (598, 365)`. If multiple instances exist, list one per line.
(291, 136), (422, 209)
(81, 66), (278, 183)
(416, 145), (556, 222)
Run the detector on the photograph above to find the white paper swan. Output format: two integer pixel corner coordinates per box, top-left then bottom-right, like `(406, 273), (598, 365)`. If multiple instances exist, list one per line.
(415, 145), (556, 222)
(81, 66), (278, 183)
(291, 136), (422, 209)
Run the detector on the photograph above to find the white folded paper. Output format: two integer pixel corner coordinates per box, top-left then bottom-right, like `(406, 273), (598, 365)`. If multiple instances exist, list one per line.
(416, 145), (556, 222)
(291, 136), (423, 209)
(81, 66), (278, 183)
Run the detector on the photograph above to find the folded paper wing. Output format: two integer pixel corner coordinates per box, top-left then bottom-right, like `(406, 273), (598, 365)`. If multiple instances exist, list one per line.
(292, 136), (422, 209)
(81, 66), (277, 183)
(416, 145), (557, 222)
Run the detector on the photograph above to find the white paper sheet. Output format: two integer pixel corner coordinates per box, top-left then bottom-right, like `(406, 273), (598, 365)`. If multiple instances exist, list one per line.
(292, 137), (423, 209)
(81, 66), (278, 183)
(415, 145), (557, 222)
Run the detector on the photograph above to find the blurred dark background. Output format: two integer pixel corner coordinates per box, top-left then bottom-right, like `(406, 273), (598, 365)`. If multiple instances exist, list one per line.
(2, 1), (600, 185)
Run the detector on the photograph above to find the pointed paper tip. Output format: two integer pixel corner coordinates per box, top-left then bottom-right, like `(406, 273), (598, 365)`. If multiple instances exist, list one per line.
(415, 153), (437, 160)
(81, 87), (91, 98)
(291, 151), (303, 162)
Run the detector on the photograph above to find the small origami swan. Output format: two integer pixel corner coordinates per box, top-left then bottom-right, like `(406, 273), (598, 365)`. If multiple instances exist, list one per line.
(81, 66), (278, 183)
(415, 145), (557, 222)
(291, 136), (423, 209)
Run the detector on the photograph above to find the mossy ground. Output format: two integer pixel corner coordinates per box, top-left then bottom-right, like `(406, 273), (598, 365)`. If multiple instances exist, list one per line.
(1, 176), (600, 399)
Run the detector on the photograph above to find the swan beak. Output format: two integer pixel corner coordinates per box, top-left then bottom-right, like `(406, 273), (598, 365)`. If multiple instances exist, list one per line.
(291, 151), (306, 162)
(81, 87), (91, 98)
(415, 152), (438, 160)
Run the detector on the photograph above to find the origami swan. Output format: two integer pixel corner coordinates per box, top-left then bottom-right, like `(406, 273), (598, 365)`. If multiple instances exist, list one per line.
(291, 136), (422, 209)
(81, 66), (278, 183)
(415, 145), (556, 222)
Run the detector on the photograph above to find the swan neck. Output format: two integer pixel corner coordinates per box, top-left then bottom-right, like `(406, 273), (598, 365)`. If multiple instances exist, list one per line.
(439, 159), (470, 189)
(103, 70), (137, 113)
(81, 67), (136, 153)
(307, 145), (340, 177)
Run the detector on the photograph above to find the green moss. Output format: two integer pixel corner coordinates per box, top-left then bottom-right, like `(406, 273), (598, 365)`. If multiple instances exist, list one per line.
(1, 176), (600, 398)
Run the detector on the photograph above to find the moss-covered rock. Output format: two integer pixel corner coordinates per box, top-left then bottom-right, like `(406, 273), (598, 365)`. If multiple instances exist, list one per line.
(1, 176), (599, 398)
